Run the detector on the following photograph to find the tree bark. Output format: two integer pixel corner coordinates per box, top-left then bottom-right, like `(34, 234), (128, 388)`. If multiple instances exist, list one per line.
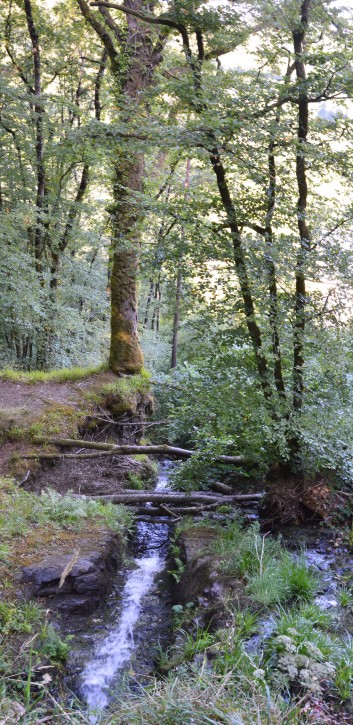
(109, 154), (145, 373)
(292, 0), (311, 417)
(171, 258), (182, 368)
(77, 0), (166, 373)
(71, 491), (263, 504)
(265, 130), (286, 400)
(209, 147), (273, 402)
(24, 0), (46, 274)
(26, 436), (248, 464)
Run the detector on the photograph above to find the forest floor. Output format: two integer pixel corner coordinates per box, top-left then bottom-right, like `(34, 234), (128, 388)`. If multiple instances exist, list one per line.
(0, 370), (155, 494)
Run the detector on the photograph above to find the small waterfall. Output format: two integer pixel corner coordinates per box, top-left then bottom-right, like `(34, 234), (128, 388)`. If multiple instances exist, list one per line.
(79, 462), (171, 718)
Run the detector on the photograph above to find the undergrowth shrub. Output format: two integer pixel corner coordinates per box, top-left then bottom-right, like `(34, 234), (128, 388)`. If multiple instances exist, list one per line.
(0, 479), (133, 538)
(264, 603), (353, 700)
(212, 521), (318, 606)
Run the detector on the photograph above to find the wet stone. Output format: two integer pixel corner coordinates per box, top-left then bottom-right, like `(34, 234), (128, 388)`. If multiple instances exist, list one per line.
(19, 533), (123, 616)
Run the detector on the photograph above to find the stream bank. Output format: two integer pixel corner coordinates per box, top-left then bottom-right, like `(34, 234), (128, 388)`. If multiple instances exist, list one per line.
(1, 371), (353, 722)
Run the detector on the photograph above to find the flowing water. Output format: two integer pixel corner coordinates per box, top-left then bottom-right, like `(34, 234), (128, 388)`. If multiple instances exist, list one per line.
(73, 469), (353, 720)
(79, 463), (172, 719)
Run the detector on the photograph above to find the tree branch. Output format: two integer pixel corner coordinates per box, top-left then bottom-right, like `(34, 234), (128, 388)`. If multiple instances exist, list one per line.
(90, 1), (186, 36)
(77, 0), (120, 73)
(28, 435), (249, 464)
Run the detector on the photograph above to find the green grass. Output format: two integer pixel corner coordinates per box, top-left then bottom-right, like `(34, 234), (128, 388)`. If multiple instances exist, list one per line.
(0, 600), (43, 636)
(98, 368), (151, 398)
(84, 368), (151, 416)
(211, 521), (318, 606)
(338, 586), (353, 608)
(0, 363), (108, 384)
(0, 478), (133, 539)
(0, 599), (71, 723)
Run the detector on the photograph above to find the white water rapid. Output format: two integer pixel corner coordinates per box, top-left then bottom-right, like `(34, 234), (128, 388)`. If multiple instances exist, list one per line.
(80, 463), (171, 719)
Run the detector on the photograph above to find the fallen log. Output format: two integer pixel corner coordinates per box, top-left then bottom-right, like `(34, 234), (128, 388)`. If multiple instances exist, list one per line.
(211, 481), (234, 494)
(27, 436), (248, 465)
(72, 491), (263, 505)
(134, 501), (236, 517)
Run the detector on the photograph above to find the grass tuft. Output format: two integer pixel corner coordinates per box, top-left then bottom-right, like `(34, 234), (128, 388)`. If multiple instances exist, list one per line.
(0, 363), (108, 384)
(212, 521), (318, 606)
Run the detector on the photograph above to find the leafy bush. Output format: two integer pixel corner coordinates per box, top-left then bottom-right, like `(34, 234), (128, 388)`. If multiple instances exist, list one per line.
(265, 603), (353, 700)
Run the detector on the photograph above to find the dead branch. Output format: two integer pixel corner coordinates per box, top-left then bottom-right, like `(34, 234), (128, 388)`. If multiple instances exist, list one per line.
(159, 503), (180, 519)
(27, 436), (249, 465)
(71, 491), (263, 505)
(211, 481), (234, 494)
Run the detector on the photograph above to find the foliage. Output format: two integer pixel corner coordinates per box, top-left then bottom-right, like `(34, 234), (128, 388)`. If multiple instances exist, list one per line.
(211, 521), (318, 605)
(0, 599), (71, 724)
(1, 0), (353, 480)
(265, 603), (353, 700)
(0, 478), (133, 541)
(2, 0), (353, 718)
(127, 473), (144, 490)
(0, 0), (111, 370)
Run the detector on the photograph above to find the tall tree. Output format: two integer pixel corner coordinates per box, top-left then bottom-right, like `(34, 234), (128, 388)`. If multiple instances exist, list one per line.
(0, 0), (107, 368)
(77, 0), (169, 373)
(121, 0), (353, 479)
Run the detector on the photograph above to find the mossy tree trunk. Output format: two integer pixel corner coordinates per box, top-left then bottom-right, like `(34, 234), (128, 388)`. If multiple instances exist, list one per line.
(109, 154), (145, 373)
(77, 0), (166, 374)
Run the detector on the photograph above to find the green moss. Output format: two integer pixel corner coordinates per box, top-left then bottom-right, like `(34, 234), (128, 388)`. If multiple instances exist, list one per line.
(87, 369), (152, 416)
(100, 368), (151, 398)
(29, 404), (83, 438)
(0, 363), (108, 384)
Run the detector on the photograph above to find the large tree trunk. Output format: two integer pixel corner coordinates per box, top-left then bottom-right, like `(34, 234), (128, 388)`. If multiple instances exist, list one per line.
(77, 0), (165, 374)
(109, 154), (145, 373)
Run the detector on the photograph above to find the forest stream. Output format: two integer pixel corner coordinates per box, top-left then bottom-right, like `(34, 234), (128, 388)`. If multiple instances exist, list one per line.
(67, 462), (173, 720)
(59, 463), (353, 722)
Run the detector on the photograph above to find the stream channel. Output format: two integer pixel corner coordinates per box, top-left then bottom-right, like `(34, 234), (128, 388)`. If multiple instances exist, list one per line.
(66, 461), (173, 720)
(63, 464), (353, 721)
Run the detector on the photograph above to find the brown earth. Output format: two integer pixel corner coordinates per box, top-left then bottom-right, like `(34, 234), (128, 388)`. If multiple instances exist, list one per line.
(0, 371), (155, 618)
(0, 372), (155, 495)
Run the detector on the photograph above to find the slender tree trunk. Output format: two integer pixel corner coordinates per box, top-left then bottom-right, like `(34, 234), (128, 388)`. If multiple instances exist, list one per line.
(151, 278), (162, 332)
(265, 131), (286, 400)
(209, 147), (273, 402)
(24, 0), (45, 274)
(144, 279), (154, 328)
(170, 158), (190, 369)
(50, 162), (90, 292)
(171, 259), (182, 368)
(292, 0), (311, 417)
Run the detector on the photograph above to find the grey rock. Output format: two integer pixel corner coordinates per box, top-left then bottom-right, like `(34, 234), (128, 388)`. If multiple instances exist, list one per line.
(19, 533), (123, 616)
